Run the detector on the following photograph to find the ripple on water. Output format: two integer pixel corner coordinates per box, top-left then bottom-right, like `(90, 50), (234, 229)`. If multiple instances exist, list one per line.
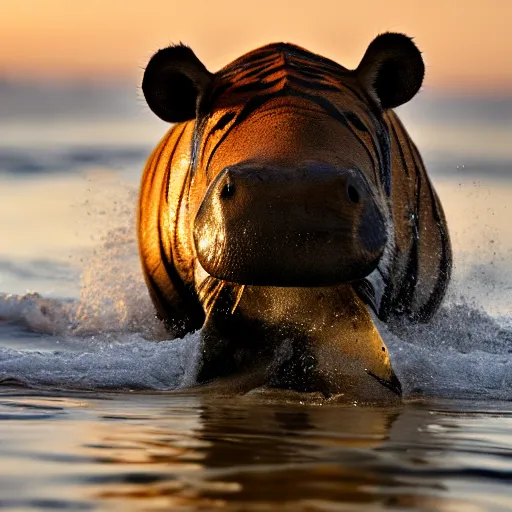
(1, 391), (511, 511)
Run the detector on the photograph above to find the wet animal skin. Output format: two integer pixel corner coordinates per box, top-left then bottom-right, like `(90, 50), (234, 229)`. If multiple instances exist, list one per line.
(138, 33), (451, 399)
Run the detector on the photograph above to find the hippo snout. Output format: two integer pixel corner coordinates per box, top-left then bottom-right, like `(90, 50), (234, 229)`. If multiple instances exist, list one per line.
(193, 161), (387, 286)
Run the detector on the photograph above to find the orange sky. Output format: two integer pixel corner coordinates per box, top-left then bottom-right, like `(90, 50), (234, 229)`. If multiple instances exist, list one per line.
(0, 0), (510, 92)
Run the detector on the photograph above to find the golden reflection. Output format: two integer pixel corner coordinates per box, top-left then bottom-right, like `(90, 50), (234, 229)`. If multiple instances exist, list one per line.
(3, 393), (504, 511)
(72, 394), (447, 510)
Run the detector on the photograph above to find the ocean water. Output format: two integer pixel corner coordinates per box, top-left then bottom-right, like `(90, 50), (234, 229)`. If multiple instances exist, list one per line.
(0, 83), (512, 510)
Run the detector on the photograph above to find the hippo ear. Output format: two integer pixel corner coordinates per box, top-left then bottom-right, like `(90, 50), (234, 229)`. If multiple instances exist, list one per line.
(355, 33), (425, 109)
(142, 44), (213, 122)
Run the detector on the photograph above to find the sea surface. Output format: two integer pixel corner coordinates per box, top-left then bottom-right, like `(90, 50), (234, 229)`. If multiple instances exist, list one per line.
(0, 83), (511, 510)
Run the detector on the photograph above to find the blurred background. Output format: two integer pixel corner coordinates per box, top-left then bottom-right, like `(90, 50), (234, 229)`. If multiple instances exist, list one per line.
(0, 0), (511, 313)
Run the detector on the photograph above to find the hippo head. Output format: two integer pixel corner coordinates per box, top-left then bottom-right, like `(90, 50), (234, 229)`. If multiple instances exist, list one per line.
(142, 33), (424, 289)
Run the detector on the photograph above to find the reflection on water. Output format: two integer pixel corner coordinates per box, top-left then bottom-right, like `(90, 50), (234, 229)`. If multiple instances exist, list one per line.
(1, 389), (511, 510)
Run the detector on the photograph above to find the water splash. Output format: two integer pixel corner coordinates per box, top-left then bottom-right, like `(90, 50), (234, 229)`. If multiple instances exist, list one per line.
(0, 324), (199, 392)
(1, 287), (511, 399)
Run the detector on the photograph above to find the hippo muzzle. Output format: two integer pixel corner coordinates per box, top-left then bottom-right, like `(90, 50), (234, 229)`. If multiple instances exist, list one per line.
(194, 160), (387, 286)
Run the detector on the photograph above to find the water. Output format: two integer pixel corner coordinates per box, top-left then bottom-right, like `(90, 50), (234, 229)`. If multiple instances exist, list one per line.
(0, 83), (512, 510)
(1, 391), (512, 511)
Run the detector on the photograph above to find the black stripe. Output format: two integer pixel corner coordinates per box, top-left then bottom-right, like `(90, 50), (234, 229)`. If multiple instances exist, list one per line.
(155, 130), (204, 330)
(147, 128), (177, 192)
(210, 111), (236, 133)
(227, 61), (346, 95)
(353, 113), (388, 192)
(200, 111), (237, 165)
(203, 93), (277, 176)
(163, 125), (187, 203)
(235, 59), (282, 80)
(344, 110), (388, 191)
(173, 157), (193, 250)
(286, 74), (344, 92)
(397, 133), (423, 318)
(236, 64), (344, 93)
(157, 154), (173, 260)
(144, 269), (203, 335)
(388, 115), (409, 177)
(219, 44), (351, 88)
(143, 269), (172, 319)
(344, 112), (368, 132)
(374, 118), (391, 196)
(287, 62), (332, 80)
(190, 111), (211, 177)
(228, 76), (285, 95)
(412, 148), (452, 321)
(285, 58), (349, 79)
(200, 81), (233, 114)
(236, 64), (286, 83)
(234, 43), (349, 74)
(223, 54), (279, 77)
(156, 211), (204, 329)
(222, 48), (282, 73)
(139, 130), (174, 226)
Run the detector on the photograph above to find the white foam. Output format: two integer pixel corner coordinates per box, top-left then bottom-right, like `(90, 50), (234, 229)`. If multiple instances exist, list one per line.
(0, 329), (199, 391)
(382, 300), (512, 399)
(1, 289), (512, 399)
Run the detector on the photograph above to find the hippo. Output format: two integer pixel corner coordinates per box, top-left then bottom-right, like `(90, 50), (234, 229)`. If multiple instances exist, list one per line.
(138, 33), (451, 399)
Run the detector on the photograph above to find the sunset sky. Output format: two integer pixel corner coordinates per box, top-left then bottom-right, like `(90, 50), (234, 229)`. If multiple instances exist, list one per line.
(0, 0), (510, 92)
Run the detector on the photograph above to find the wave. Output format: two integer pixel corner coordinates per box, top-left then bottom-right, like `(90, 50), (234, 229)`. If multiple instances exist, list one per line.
(1, 288), (511, 399)
(0, 318), (199, 392)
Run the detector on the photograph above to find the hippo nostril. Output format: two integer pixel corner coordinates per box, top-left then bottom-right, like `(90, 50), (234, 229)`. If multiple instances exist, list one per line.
(220, 181), (236, 200)
(347, 184), (360, 204)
